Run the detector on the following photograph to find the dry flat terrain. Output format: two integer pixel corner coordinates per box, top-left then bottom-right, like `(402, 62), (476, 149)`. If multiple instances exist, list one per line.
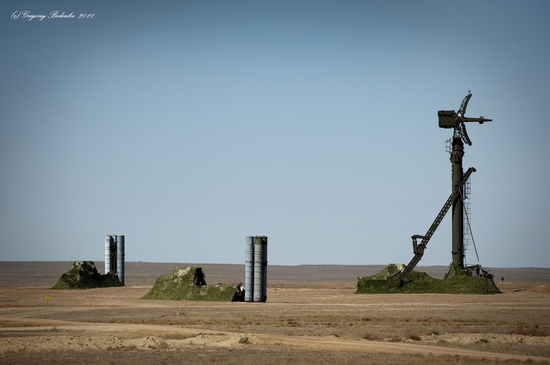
(0, 262), (549, 364)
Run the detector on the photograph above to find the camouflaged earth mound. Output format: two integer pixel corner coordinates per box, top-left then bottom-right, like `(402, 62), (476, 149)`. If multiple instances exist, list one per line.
(356, 263), (500, 294)
(51, 261), (123, 289)
(142, 266), (237, 301)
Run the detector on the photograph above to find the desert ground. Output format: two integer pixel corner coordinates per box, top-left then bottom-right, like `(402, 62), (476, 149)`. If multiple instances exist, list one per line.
(0, 261), (549, 364)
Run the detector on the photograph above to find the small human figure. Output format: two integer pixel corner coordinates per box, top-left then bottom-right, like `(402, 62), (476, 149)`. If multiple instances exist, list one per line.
(232, 282), (245, 302)
(501, 277), (504, 284)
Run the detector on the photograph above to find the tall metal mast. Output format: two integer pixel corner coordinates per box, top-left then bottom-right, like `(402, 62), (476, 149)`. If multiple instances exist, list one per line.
(394, 93), (492, 285)
(438, 93), (492, 269)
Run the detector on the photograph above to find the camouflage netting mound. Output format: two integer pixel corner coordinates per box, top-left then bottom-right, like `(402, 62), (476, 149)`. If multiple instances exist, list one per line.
(51, 261), (123, 289)
(356, 263), (500, 294)
(142, 267), (238, 301)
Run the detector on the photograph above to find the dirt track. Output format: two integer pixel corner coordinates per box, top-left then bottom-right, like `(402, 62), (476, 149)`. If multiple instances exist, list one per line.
(1, 262), (549, 364)
(1, 315), (548, 363)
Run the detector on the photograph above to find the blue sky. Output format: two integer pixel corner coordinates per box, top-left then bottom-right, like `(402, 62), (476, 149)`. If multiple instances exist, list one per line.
(1, 0), (549, 268)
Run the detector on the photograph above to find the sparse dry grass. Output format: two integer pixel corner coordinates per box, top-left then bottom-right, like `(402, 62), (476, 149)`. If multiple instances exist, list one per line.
(0, 347), (545, 365)
(508, 327), (549, 337)
(1, 262), (549, 364)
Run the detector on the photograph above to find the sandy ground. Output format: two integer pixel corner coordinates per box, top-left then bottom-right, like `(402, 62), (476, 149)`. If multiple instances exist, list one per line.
(0, 262), (549, 364)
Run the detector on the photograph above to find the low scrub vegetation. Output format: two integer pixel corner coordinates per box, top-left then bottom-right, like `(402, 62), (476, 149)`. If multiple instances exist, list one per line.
(142, 267), (237, 301)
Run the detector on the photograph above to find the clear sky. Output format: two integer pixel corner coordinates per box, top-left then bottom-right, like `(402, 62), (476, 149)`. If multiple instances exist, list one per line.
(1, 1), (549, 268)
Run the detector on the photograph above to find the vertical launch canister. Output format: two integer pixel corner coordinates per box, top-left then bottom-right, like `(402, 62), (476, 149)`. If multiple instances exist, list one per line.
(244, 236), (254, 302)
(104, 234), (125, 285)
(105, 235), (113, 275)
(116, 235), (125, 285)
(246, 235), (268, 302)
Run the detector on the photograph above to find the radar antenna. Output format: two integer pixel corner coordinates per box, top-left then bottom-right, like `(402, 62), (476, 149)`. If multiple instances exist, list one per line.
(438, 92), (492, 146)
(456, 93), (473, 145)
